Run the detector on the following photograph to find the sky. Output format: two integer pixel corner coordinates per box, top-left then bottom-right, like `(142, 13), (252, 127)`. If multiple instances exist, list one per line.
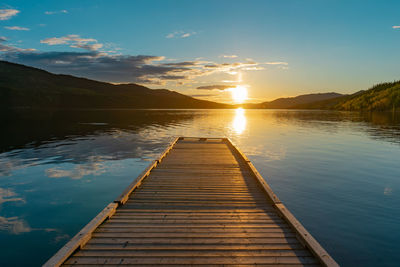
(1, 0), (400, 103)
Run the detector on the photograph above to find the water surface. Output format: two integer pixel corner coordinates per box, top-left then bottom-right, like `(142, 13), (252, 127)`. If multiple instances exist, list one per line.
(0, 109), (399, 266)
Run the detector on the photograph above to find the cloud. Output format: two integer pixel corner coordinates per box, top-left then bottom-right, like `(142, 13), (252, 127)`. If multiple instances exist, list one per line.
(54, 233), (70, 243)
(41, 35), (103, 51)
(44, 10), (68, 15)
(201, 60), (264, 75)
(1, 36), (282, 84)
(0, 188), (30, 234)
(0, 188), (25, 205)
(161, 61), (199, 67)
(166, 31), (196, 39)
(0, 9), (19, 20)
(197, 85), (235, 90)
(265, 61), (288, 65)
(4, 26), (30, 31)
(0, 37), (36, 52)
(1, 50), (270, 84)
(190, 94), (215, 97)
(0, 215), (57, 235)
(45, 156), (107, 179)
(0, 216), (32, 234)
(1, 51), (188, 83)
(221, 55), (238, 58)
(393, 26), (400, 29)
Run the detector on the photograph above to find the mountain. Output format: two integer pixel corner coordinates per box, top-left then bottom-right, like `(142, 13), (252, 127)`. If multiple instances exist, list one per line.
(0, 61), (231, 109)
(255, 93), (344, 109)
(1, 60), (399, 111)
(295, 81), (400, 111)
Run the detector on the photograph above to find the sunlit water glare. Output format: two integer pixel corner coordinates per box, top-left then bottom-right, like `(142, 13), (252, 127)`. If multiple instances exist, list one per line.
(232, 108), (246, 134)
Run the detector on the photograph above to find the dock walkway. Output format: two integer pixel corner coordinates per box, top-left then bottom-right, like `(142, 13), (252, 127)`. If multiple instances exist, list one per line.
(44, 137), (338, 267)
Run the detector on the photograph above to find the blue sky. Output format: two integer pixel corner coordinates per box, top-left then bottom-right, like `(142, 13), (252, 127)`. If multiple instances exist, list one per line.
(1, 0), (400, 102)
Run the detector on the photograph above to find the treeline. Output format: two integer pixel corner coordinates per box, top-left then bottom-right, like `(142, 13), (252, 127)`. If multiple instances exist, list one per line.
(294, 81), (400, 111)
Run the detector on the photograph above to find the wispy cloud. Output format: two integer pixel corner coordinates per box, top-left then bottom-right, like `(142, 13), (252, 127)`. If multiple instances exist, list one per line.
(0, 37), (36, 52)
(221, 54), (238, 58)
(265, 61), (288, 65)
(197, 85), (235, 90)
(1, 50), (277, 84)
(203, 60), (265, 74)
(393, 26), (400, 29)
(46, 157), (107, 180)
(4, 26), (30, 31)
(44, 10), (68, 15)
(0, 188), (30, 234)
(0, 216), (32, 234)
(0, 188), (25, 205)
(2, 34), (286, 85)
(0, 9), (19, 20)
(41, 35), (103, 51)
(166, 31), (196, 39)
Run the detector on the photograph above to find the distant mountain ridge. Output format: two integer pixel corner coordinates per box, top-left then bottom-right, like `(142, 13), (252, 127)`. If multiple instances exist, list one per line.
(258, 93), (344, 109)
(1, 60), (399, 111)
(0, 61), (231, 109)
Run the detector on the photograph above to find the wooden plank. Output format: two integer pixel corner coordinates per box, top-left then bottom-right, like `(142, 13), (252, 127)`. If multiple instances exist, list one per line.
(130, 196), (267, 201)
(64, 255), (318, 265)
(106, 219), (286, 224)
(114, 137), (179, 205)
(43, 203), (118, 267)
(115, 208), (278, 213)
(74, 249), (312, 257)
(63, 264), (321, 267)
(86, 237), (300, 244)
(92, 232), (297, 238)
(96, 223), (291, 228)
(132, 192), (264, 197)
(114, 214), (278, 218)
(110, 214), (281, 219)
(96, 227), (293, 233)
(82, 243), (306, 250)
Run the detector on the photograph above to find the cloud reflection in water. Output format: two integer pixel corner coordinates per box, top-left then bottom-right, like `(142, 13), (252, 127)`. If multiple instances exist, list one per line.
(45, 156), (108, 180)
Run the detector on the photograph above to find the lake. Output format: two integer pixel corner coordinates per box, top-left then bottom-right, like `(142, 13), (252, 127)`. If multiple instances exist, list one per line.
(0, 109), (399, 266)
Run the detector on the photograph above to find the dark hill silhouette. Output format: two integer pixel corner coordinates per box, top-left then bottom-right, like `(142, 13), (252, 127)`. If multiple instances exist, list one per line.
(0, 61), (231, 109)
(257, 93), (344, 109)
(1, 60), (398, 111)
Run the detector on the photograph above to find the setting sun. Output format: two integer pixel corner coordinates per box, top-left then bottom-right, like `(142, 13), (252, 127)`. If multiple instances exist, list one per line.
(229, 86), (248, 104)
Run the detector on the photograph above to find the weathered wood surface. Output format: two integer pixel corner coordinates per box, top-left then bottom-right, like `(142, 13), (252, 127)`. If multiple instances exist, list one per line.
(45, 137), (338, 267)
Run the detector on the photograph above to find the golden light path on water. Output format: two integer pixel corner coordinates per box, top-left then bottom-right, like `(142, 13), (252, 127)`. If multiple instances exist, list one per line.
(232, 108), (247, 134)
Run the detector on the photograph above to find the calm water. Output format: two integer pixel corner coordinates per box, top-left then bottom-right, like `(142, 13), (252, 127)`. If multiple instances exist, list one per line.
(0, 109), (399, 266)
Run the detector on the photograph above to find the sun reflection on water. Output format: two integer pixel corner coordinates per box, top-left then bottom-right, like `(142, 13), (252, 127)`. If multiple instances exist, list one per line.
(232, 108), (247, 134)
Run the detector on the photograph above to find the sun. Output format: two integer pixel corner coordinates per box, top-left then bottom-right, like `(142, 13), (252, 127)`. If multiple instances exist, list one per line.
(230, 86), (248, 104)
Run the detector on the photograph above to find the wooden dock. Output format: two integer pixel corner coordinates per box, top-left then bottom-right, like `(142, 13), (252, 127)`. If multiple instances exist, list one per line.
(44, 137), (338, 267)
